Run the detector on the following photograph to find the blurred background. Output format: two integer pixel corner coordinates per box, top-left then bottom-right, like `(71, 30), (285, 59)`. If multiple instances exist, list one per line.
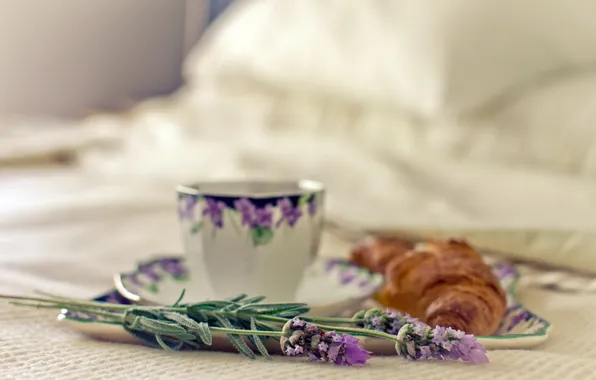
(0, 0), (234, 116)
(2, 0), (596, 275)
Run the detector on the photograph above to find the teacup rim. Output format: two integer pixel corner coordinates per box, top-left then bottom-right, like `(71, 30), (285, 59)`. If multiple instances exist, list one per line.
(177, 179), (325, 198)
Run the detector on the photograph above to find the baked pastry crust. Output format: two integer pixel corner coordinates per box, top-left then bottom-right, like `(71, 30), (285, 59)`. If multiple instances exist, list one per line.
(350, 237), (507, 336)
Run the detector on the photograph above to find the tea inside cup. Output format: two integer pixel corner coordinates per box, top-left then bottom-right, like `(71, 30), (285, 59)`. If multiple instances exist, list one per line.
(177, 180), (325, 302)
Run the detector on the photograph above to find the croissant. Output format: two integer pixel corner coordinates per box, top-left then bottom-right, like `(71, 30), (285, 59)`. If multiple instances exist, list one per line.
(349, 235), (414, 274)
(349, 237), (507, 336)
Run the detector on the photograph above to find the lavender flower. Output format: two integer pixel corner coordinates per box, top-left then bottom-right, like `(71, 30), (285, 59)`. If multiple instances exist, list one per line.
(202, 198), (226, 228)
(357, 308), (420, 335)
(395, 323), (489, 364)
(276, 198), (302, 228)
(281, 318), (371, 366)
(357, 309), (488, 364)
(178, 195), (198, 220)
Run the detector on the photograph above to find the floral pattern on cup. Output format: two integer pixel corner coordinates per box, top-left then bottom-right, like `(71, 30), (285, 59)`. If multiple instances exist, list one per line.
(179, 192), (320, 247)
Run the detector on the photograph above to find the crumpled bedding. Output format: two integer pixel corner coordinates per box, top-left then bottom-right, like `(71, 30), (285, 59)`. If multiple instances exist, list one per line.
(48, 0), (596, 275)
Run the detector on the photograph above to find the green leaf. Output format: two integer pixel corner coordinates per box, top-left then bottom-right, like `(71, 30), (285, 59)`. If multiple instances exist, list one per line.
(252, 320), (280, 332)
(251, 227), (274, 246)
(147, 283), (159, 294)
(239, 296), (266, 304)
(155, 334), (184, 351)
(196, 322), (213, 345)
(236, 302), (309, 315)
(190, 221), (203, 234)
(250, 317), (271, 359)
(277, 309), (309, 318)
(161, 311), (200, 329)
(298, 193), (313, 207)
(188, 300), (236, 311)
(172, 289), (186, 307)
(186, 309), (208, 322)
(131, 316), (195, 341)
(123, 324), (162, 348)
(173, 274), (189, 281)
(227, 294), (248, 302)
(221, 303), (242, 312)
(212, 314), (256, 359)
(249, 317), (271, 359)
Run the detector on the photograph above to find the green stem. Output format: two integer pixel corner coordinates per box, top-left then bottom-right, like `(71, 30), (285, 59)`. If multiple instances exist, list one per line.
(0, 294), (140, 311)
(10, 301), (125, 321)
(308, 316), (360, 325)
(309, 322), (398, 341)
(210, 327), (283, 337)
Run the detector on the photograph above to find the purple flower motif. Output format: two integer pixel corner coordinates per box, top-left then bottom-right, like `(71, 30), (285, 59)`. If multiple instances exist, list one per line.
(307, 199), (317, 216)
(234, 198), (256, 226)
(276, 198), (302, 228)
(178, 195), (198, 220)
(234, 198), (274, 229)
(138, 264), (160, 281)
(338, 267), (359, 285)
(160, 259), (187, 278)
(202, 198), (227, 228)
(103, 292), (122, 304)
(128, 273), (143, 286)
(253, 206), (274, 228)
(281, 318), (371, 366)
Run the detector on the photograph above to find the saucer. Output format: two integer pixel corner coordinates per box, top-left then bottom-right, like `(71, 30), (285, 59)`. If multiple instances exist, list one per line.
(57, 258), (552, 352)
(113, 256), (384, 317)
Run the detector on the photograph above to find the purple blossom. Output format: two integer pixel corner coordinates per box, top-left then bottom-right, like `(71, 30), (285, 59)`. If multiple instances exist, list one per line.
(276, 198), (302, 228)
(178, 195), (198, 220)
(358, 308), (488, 364)
(202, 198), (226, 228)
(281, 318), (371, 366)
(396, 323), (489, 364)
(357, 308), (420, 335)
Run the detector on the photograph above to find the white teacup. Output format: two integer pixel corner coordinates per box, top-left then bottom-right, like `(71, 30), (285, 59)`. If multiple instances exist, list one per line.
(177, 180), (325, 302)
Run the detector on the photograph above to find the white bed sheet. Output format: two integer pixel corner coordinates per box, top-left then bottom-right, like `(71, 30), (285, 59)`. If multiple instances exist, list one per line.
(1, 167), (596, 379)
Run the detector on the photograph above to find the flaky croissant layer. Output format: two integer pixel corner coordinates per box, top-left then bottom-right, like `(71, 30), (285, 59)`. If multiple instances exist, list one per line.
(350, 237), (507, 336)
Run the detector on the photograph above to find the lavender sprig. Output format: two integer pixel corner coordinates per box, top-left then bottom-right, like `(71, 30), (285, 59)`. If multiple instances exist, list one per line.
(0, 293), (489, 366)
(355, 308), (489, 364)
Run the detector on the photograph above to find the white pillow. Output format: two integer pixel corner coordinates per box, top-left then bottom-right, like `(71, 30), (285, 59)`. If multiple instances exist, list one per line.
(453, 71), (596, 177)
(187, 0), (596, 118)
